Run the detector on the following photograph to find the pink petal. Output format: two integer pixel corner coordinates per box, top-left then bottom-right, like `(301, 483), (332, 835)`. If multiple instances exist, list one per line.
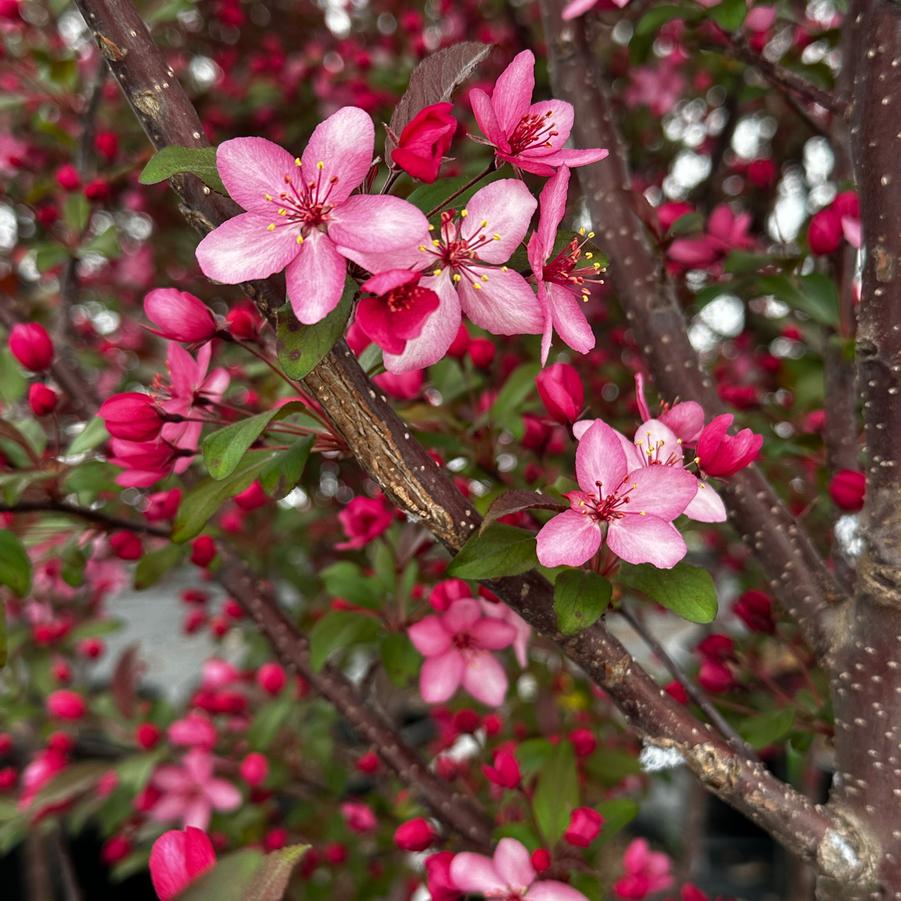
(285, 231), (347, 324)
(524, 100), (575, 155)
(450, 852), (506, 894)
(341, 237), (431, 275)
(562, 0), (599, 18)
(470, 88), (506, 149)
(216, 137), (301, 214)
(382, 271), (461, 373)
(408, 616), (452, 656)
(535, 509), (602, 568)
(205, 778), (242, 812)
(461, 651), (509, 706)
(841, 215), (861, 248)
(464, 179), (537, 264)
(683, 481), (727, 523)
(471, 618), (517, 650)
(301, 106), (374, 204)
(631, 419), (684, 468)
(196, 212), (300, 283)
(494, 838), (536, 890)
(492, 50), (536, 136)
(536, 165), (571, 261)
(660, 401), (704, 444)
(537, 280), (554, 366)
(575, 420), (628, 497)
(153, 766), (193, 793)
(536, 147), (609, 170)
(527, 881), (591, 900)
(183, 827), (217, 879)
(419, 648), (465, 703)
(330, 194), (430, 253)
(150, 830), (214, 901)
(550, 284), (595, 355)
(443, 598), (482, 633)
(182, 798), (212, 831)
(606, 516), (687, 568)
(150, 796), (191, 824)
(624, 463), (698, 520)
(458, 267), (543, 335)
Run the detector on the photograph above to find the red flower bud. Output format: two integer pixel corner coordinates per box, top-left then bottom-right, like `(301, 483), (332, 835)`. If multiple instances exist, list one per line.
(101, 835), (132, 865)
(149, 828), (216, 901)
(746, 158), (777, 189)
(482, 746), (521, 788)
(55, 164), (80, 191)
(144, 288), (218, 344)
(109, 530), (142, 560)
(190, 535), (217, 567)
(391, 102), (456, 183)
(83, 178), (111, 202)
(536, 362), (584, 424)
(468, 337), (495, 368)
(257, 662), (287, 695)
(665, 680), (689, 704)
(807, 207), (842, 255)
(829, 468), (866, 512)
(99, 392), (163, 442)
(733, 589), (776, 633)
(696, 414), (762, 478)
(94, 131), (119, 162)
(9, 323), (54, 372)
(569, 728), (597, 757)
(136, 723), (161, 749)
(394, 817), (436, 851)
(355, 751), (379, 773)
(234, 480), (268, 511)
(697, 633), (734, 661)
(239, 751), (269, 787)
(698, 659), (735, 693)
(564, 806), (604, 847)
(28, 383), (58, 416)
(531, 848), (551, 873)
(46, 690), (86, 720)
(225, 306), (259, 340)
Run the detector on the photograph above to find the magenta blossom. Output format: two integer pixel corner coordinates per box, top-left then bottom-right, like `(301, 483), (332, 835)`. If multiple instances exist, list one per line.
(337, 495), (393, 550)
(613, 838), (673, 899)
(668, 204), (754, 269)
(451, 837), (589, 900)
(634, 372), (705, 445)
(408, 598), (516, 707)
(149, 748), (241, 831)
(536, 419), (697, 569)
(357, 269), (440, 355)
(527, 166), (598, 363)
(144, 288), (218, 344)
(196, 107), (428, 325)
(470, 51), (608, 176)
(349, 179), (542, 373)
(696, 414), (763, 477)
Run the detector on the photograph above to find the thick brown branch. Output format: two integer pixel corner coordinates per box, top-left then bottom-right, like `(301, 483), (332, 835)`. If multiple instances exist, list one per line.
(538, 2), (844, 662)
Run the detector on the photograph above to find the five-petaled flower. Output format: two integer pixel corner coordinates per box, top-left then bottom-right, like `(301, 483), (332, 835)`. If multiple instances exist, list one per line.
(536, 419), (697, 569)
(196, 107), (428, 325)
(356, 269), (440, 355)
(469, 50), (608, 176)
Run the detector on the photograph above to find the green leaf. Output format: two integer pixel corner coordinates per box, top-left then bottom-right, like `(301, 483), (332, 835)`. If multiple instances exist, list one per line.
(134, 544), (184, 590)
(738, 707), (796, 749)
(381, 632), (420, 686)
(532, 740), (579, 845)
(67, 417), (109, 455)
(0, 349), (26, 405)
(635, 3), (696, 35)
(259, 437), (313, 499)
(202, 403), (304, 480)
(488, 363), (540, 432)
(179, 845), (309, 901)
(756, 273), (838, 327)
(63, 193), (90, 233)
(139, 145), (226, 194)
(172, 450), (279, 542)
(309, 611), (384, 672)
(405, 169), (506, 215)
(276, 283), (354, 380)
(709, 0), (746, 30)
(618, 562), (718, 624)
(31, 762), (106, 811)
(595, 798), (640, 842)
(34, 242), (70, 273)
(0, 531), (31, 598)
(321, 561), (383, 609)
(447, 524), (538, 579)
(553, 570), (612, 635)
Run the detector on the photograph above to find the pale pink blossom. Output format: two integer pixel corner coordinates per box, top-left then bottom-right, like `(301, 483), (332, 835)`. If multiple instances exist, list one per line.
(668, 205), (754, 269)
(634, 372), (705, 445)
(149, 749), (241, 830)
(168, 712), (218, 749)
(613, 838), (673, 899)
(408, 598), (516, 707)
(536, 419), (697, 569)
(469, 51), (608, 176)
(562, 0), (630, 20)
(527, 166), (598, 363)
(451, 837), (589, 900)
(196, 108), (428, 325)
(479, 599), (531, 668)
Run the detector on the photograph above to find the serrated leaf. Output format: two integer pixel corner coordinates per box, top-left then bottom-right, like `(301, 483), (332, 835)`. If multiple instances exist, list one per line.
(532, 740), (579, 846)
(179, 845), (309, 901)
(553, 570), (612, 635)
(618, 562), (718, 624)
(139, 145), (226, 194)
(259, 437), (313, 499)
(386, 42), (492, 159)
(308, 611), (384, 672)
(172, 450), (279, 542)
(448, 524), (538, 579)
(481, 490), (565, 534)
(738, 707), (796, 749)
(276, 282), (354, 380)
(0, 531), (31, 599)
(134, 543), (184, 590)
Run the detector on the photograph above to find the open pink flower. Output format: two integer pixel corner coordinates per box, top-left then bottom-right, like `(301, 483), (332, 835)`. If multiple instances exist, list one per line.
(357, 269), (440, 354)
(149, 827), (216, 901)
(348, 179), (542, 373)
(634, 373), (704, 445)
(337, 495), (393, 549)
(408, 598), (516, 707)
(451, 837), (588, 900)
(527, 166), (598, 363)
(536, 419), (697, 569)
(668, 205), (754, 269)
(469, 51), (608, 176)
(196, 107), (428, 325)
(149, 748), (241, 830)
(613, 838), (673, 899)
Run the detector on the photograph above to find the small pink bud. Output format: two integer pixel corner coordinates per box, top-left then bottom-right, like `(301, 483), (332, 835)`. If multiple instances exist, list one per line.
(239, 751), (268, 787)
(55, 164), (80, 191)
(136, 723), (161, 749)
(569, 728), (597, 757)
(807, 207), (843, 255)
(144, 288), (218, 344)
(190, 536), (217, 567)
(829, 469), (866, 512)
(696, 414), (762, 478)
(94, 131), (119, 162)
(234, 480), (268, 511)
(28, 383), (58, 416)
(99, 392), (163, 442)
(78, 638), (104, 659)
(531, 848), (551, 873)
(394, 817), (436, 851)
(391, 102), (456, 183)
(733, 589), (776, 634)
(101, 835), (132, 865)
(257, 662), (286, 695)
(536, 362), (584, 424)
(564, 806), (604, 847)
(482, 746), (521, 788)
(698, 659), (735, 694)
(225, 306), (260, 340)
(9, 323), (54, 371)
(467, 337), (495, 368)
(109, 530), (142, 561)
(149, 827), (216, 901)
(46, 690), (86, 721)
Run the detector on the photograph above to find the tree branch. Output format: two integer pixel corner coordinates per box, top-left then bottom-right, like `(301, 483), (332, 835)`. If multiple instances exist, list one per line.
(0, 500), (170, 537)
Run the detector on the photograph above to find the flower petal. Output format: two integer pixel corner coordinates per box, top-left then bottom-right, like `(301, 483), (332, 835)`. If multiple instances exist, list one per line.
(285, 231), (347, 324)
(458, 267), (543, 335)
(216, 137), (301, 214)
(419, 648), (464, 703)
(683, 481), (727, 522)
(330, 195), (430, 254)
(631, 419), (684, 468)
(471, 618), (517, 650)
(443, 597), (482, 632)
(494, 838), (536, 890)
(660, 401), (705, 444)
(575, 420), (629, 497)
(607, 516), (687, 568)
(536, 510), (602, 568)
(527, 881), (591, 901)
(451, 853), (506, 895)
(624, 464), (698, 520)
(301, 106), (374, 204)
(206, 778), (242, 812)
(550, 284), (595, 355)
(535, 165), (571, 260)
(464, 179), (537, 264)
(196, 212), (300, 284)
(525, 100), (575, 155)
(408, 616), (452, 656)
(492, 50), (536, 136)
(461, 651), (509, 706)
(470, 88), (506, 149)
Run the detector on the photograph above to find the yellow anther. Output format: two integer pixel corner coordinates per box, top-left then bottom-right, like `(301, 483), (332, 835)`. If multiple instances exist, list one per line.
(295, 157), (302, 166)
(432, 268), (443, 277)
(316, 161), (325, 170)
(481, 219), (488, 228)
(452, 273), (462, 283)
(585, 252), (593, 259)
(418, 244), (427, 252)
(588, 231), (595, 239)
(427, 224), (435, 230)
(264, 193), (273, 201)
(296, 234), (304, 244)
(639, 511), (647, 516)
(266, 223), (276, 231)
(493, 233), (501, 241)
(578, 227), (586, 236)
(278, 208), (287, 216)
(480, 273), (489, 281)
(472, 282), (482, 290)
(432, 239), (441, 247)
(460, 209), (468, 218)
(501, 266), (509, 272)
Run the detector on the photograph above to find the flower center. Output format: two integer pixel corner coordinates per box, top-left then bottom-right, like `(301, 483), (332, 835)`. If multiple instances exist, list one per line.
(508, 109), (558, 155)
(384, 282), (432, 313)
(261, 159), (339, 242)
(419, 208), (503, 291)
(570, 478), (637, 522)
(453, 631), (475, 651)
(543, 230), (605, 301)
(637, 434), (682, 467)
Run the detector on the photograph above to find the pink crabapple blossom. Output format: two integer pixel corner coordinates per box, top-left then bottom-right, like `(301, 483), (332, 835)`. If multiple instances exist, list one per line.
(196, 107), (428, 325)
(613, 838), (673, 899)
